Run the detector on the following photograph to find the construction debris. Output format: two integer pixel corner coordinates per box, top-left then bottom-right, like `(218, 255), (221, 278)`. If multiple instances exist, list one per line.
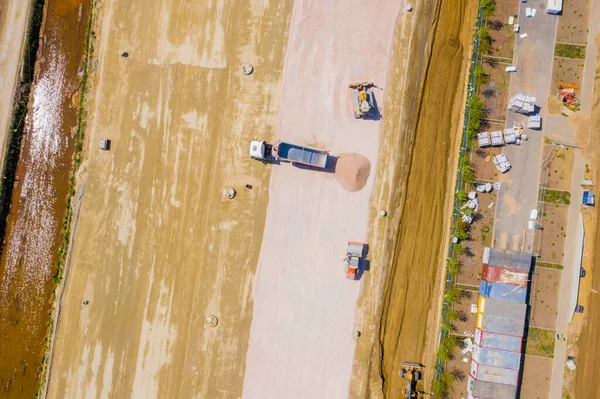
(493, 154), (511, 173)
(478, 132), (491, 148)
(528, 114), (542, 129)
(508, 92), (536, 114)
(490, 131), (504, 146)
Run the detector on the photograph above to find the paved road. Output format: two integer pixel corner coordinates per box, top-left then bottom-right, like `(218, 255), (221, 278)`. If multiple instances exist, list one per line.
(493, 7), (559, 252)
(549, 0), (600, 396)
(549, 155), (584, 399)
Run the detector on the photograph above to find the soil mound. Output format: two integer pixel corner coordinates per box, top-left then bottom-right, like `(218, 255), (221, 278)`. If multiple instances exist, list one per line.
(334, 153), (371, 192)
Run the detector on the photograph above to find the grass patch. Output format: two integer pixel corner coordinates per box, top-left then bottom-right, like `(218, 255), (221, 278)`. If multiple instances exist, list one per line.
(535, 261), (564, 270)
(525, 327), (555, 358)
(554, 43), (586, 59)
(542, 189), (571, 205)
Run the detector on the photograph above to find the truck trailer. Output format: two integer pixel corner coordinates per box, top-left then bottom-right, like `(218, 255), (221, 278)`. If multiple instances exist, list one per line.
(249, 140), (329, 168)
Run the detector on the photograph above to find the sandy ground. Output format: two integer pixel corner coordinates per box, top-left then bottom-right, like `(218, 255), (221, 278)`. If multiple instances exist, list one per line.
(241, 1), (402, 398)
(44, 1), (294, 398)
(0, 1), (30, 163)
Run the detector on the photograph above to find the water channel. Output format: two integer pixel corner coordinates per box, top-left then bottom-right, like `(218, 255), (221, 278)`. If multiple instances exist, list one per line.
(0, 0), (90, 395)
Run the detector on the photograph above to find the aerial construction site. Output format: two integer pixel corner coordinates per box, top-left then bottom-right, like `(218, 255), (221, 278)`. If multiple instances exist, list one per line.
(1, 0), (599, 398)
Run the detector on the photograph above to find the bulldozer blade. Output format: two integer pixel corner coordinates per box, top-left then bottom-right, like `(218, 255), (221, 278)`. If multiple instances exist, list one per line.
(401, 362), (423, 368)
(348, 80), (374, 89)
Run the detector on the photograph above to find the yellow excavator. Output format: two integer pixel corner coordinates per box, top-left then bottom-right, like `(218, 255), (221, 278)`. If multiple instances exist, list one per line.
(349, 81), (375, 119)
(400, 362), (423, 399)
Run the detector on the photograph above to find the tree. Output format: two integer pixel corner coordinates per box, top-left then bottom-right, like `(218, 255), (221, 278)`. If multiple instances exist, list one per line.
(481, 0), (497, 18)
(474, 64), (489, 88)
(461, 161), (476, 183)
(447, 258), (460, 276)
(446, 308), (460, 322)
(457, 190), (468, 202)
(432, 370), (455, 398)
(445, 286), (463, 303)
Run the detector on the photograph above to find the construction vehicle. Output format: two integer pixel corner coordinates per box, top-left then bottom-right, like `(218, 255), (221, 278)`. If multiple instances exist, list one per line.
(344, 241), (365, 280)
(249, 140), (329, 168)
(400, 362), (423, 399)
(558, 83), (579, 89)
(349, 81), (375, 119)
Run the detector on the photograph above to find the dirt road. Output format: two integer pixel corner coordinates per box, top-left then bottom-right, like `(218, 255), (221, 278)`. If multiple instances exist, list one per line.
(241, 1), (402, 398)
(0, 1), (30, 163)
(45, 1), (292, 398)
(367, 0), (476, 395)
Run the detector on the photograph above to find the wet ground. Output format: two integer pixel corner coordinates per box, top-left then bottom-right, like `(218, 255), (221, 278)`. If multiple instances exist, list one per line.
(0, 0), (90, 396)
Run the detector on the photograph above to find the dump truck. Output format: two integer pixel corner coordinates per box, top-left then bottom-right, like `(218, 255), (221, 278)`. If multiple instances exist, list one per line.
(344, 241), (365, 280)
(349, 81), (375, 119)
(249, 140), (329, 168)
(400, 362), (423, 399)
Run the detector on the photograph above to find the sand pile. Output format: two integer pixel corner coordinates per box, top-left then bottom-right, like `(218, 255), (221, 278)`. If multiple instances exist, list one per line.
(334, 153), (371, 192)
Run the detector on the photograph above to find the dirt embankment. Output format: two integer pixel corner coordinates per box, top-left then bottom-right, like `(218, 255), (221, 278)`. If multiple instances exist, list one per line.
(350, 0), (476, 396)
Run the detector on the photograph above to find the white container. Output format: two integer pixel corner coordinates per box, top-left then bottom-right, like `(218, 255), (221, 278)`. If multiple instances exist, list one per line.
(508, 16), (515, 24)
(546, 0), (562, 14)
(520, 33), (528, 39)
(530, 209), (538, 220)
(506, 66), (517, 72)
(532, 8), (537, 17)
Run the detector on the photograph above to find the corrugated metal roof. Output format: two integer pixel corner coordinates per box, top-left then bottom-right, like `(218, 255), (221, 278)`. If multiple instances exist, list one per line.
(479, 298), (526, 336)
(472, 346), (521, 369)
(482, 247), (532, 272)
(482, 265), (529, 287)
(468, 377), (518, 399)
(470, 362), (519, 386)
(479, 281), (527, 303)
(475, 329), (522, 352)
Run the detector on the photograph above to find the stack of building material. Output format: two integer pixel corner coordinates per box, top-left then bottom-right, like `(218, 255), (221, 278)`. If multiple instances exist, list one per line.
(467, 248), (532, 399)
(503, 128), (517, 144)
(477, 132), (491, 148)
(493, 154), (511, 173)
(508, 92), (536, 114)
(490, 131), (504, 146)
(527, 114), (542, 129)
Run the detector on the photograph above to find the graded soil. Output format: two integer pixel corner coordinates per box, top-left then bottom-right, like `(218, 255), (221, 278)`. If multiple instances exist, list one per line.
(44, 1), (293, 398)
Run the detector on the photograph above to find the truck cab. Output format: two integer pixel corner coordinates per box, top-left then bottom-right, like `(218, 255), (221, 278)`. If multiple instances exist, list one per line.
(249, 140), (274, 161)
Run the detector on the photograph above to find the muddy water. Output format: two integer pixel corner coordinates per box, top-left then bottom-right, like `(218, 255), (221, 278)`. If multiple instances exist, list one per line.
(0, 0), (90, 396)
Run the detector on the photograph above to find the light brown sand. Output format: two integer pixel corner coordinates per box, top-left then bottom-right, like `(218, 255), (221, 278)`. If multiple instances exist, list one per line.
(44, 0), (293, 398)
(241, 1), (402, 397)
(335, 153), (371, 192)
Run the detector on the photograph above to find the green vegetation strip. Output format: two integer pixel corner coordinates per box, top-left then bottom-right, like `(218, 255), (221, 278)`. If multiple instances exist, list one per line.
(554, 43), (586, 59)
(525, 328), (555, 358)
(37, 1), (95, 395)
(0, 0), (46, 252)
(535, 261), (564, 270)
(542, 189), (571, 205)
